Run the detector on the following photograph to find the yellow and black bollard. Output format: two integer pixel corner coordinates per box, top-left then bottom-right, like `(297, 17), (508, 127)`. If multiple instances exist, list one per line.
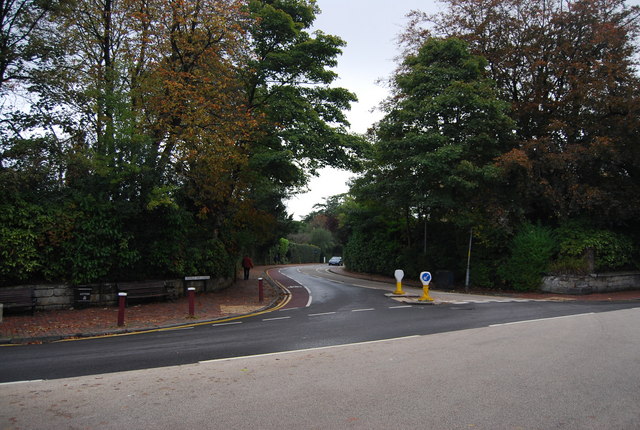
(393, 269), (405, 295)
(419, 271), (434, 302)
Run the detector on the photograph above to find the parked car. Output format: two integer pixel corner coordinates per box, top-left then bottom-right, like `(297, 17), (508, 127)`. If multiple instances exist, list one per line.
(328, 256), (343, 266)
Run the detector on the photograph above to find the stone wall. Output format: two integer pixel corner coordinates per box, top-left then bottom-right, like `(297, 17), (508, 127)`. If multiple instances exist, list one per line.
(33, 284), (74, 310)
(541, 272), (640, 295)
(3, 276), (235, 312)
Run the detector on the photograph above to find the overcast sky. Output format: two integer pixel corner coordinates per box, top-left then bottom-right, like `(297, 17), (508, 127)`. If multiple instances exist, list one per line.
(285, 0), (443, 219)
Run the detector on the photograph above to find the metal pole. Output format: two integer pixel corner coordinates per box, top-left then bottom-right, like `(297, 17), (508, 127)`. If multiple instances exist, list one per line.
(258, 278), (264, 303)
(188, 287), (195, 317)
(117, 292), (127, 327)
(423, 217), (427, 255)
(465, 227), (473, 292)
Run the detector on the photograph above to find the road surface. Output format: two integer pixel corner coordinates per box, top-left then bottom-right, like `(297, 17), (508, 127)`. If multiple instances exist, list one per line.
(0, 265), (637, 383)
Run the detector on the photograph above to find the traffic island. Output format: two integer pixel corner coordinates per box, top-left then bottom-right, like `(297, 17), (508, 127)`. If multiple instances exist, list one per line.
(388, 295), (440, 305)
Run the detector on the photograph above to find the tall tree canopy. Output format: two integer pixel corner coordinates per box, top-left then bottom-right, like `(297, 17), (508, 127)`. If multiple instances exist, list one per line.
(0, 0), (363, 285)
(371, 37), (514, 226)
(341, 0), (640, 286)
(406, 0), (640, 226)
(343, 37), (514, 277)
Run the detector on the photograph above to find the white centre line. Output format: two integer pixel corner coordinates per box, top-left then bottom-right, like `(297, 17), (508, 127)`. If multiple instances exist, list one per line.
(489, 312), (596, 327)
(210, 321), (243, 327)
(351, 308), (375, 312)
(308, 312), (337, 317)
(389, 305), (413, 309)
(263, 316), (292, 322)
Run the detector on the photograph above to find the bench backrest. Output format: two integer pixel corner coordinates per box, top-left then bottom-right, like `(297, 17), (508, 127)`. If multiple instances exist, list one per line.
(0, 288), (34, 303)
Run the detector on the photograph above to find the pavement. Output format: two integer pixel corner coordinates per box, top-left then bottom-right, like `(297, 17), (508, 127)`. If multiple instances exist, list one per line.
(0, 267), (282, 345)
(1, 264), (639, 345)
(329, 265), (640, 301)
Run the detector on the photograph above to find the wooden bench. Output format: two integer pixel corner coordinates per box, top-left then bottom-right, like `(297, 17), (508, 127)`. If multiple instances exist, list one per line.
(0, 287), (35, 314)
(117, 281), (173, 303)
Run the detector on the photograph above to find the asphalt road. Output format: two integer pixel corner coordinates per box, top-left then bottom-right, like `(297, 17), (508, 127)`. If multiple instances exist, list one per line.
(2, 303), (639, 429)
(0, 265), (638, 385)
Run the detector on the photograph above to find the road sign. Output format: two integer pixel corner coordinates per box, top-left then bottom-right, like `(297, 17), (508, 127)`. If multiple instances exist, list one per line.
(420, 271), (432, 285)
(185, 276), (210, 281)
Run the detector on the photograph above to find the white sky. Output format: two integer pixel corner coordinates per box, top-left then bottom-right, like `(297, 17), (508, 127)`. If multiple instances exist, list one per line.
(285, 0), (443, 219)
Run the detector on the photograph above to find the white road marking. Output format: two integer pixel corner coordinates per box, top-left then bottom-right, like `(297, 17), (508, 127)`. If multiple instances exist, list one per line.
(302, 285), (313, 307)
(389, 305), (413, 309)
(489, 312), (596, 327)
(351, 308), (375, 312)
(262, 317), (292, 322)
(0, 379), (44, 386)
(210, 322), (243, 327)
(308, 312), (337, 317)
(198, 335), (421, 364)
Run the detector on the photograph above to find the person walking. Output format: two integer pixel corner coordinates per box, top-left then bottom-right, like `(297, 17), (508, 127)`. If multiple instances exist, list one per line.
(242, 255), (254, 280)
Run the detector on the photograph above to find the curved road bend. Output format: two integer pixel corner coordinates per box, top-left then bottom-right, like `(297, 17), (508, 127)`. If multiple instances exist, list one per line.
(0, 264), (638, 383)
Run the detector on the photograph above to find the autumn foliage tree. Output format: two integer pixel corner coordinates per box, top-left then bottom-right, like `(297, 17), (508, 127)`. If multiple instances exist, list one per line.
(0, 0), (362, 285)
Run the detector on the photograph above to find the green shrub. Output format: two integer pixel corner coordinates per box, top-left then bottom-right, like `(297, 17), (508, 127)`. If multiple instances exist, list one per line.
(344, 230), (400, 276)
(61, 196), (140, 284)
(548, 256), (590, 275)
(498, 223), (556, 291)
(279, 238), (290, 262)
(288, 242), (321, 263)
(554, 221), (634, 272)
(469, 260), (495, 288)
(0, 202), (44, 284)
(463, 225), (511, 289)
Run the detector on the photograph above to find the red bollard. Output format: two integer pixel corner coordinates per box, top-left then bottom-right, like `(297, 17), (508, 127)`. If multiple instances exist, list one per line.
(117, 292), (127, 327)
(188, 287), (195, 317)
(258, 278), (264, 303)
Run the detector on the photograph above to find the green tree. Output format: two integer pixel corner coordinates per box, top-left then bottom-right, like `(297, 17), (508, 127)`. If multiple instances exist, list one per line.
(0, 0), (364, 285)
(413, 0), (640, 227)
(374, 37), (514, 227)
(341, 38), (516, 279)
(243, 0), (366, 186)
(0, 0), (71, 93)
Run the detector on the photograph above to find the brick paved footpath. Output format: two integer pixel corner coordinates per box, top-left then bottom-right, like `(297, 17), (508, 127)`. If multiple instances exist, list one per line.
(0, 267), (280, 344)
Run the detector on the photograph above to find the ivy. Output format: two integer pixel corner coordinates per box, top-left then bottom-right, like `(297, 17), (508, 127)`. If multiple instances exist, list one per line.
(555, 221), (633, 272)
(0, 202), (44, 284)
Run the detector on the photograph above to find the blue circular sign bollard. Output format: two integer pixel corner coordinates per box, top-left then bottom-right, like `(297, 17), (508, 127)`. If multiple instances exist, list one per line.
(420, 271), (432, 285)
